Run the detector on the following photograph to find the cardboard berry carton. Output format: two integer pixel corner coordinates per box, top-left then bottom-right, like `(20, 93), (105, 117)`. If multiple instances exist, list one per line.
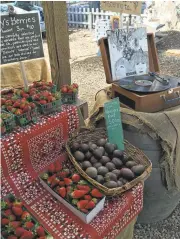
(39, 161), (106, 224)
(1, 194), (53, 239)
(61, 83), (78, 104)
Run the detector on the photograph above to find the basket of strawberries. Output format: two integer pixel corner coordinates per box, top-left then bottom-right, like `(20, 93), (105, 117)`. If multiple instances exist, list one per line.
(32, 91), (61, 115)
(1, 111), (16, 135)
(1, 194), (53, 239)
(61, 83), (78, 104)
(31, 81), (57, 93)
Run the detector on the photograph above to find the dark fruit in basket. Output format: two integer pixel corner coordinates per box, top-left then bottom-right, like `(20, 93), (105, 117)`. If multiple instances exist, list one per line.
(86, 167), (97, 179)
(105, 143), (114, 154)
(100, 156), (111, 165)
(117, 181), (123, 187)
(104, 181), (118, 188)
(90, 156), (98, 164)
(113, 150), (124, 159)
(106, 162), (116, 171)
(89, 143), (98, 152)
(122, 155), (129, 164)
(104, 172), (117, 182)
(97, 166), (109, 176)
(99, 146), (105, 155)
(74, 151), (85, 162)
(97, 138), (107, 147)
(82, 161), (92, 170)
(112, 169), (121, 178)
(119, 177), (128, 185)
(131, 165), (145, 176)
(96, 175), (105, 184)
(120, 168), (135, 180)
(126, 161), (137, 168)
(93, 148), (104, 159)
(80, 143), (89, 153)
(93, 162), (102, 169)
(85, 151), (92, 160)
(112, 158), (123, 169)
(71, 142), (80, 152)
(104, 152), (109, 156)
(112, 144), (118, 150)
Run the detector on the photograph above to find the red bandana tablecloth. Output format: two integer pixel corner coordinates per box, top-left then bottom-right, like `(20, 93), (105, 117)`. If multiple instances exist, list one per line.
(1, 105), (143, 239)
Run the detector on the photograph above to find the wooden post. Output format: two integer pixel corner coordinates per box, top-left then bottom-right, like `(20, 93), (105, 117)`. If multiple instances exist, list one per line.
(42, 1), (71, 90)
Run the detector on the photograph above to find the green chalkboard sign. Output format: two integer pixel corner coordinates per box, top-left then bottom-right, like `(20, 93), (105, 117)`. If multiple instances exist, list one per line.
(104, 98), (124, 150)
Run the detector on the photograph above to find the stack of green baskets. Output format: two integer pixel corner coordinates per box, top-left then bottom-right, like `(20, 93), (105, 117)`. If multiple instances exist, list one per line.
(61, 92), (78, 104)
(36, 99), (62, 115)
(1, 111), (16, 135)
(15, 108), (38, 126)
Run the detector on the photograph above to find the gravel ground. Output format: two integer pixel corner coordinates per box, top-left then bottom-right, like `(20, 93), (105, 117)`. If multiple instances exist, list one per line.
(43, 29), (180, 238)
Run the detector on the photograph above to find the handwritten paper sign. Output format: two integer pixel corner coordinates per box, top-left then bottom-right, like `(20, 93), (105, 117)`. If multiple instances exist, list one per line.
(101, 1), (142, 15)
(104, 98), (124, 150)
(0, 12), (44, 65)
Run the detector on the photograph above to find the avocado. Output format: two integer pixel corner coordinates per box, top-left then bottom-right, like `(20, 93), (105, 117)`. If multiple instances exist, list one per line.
(113, 150), (124, 159)
(85, 151), (92, 160)
(96, 175), (105, 184)
(90, 156), (98, 164)
(120, 168), (135, 180)
(104, 143), (114, 154)
(105, 162), (116, 171)
(74, 151), (85, 162)
(97, 138), (107, 147)
(89, 143), (98, 153)
(80, 143), (89, 153)
(104, 181), (118, 188)
(99, 146), (105, 155)
(117, 181), (123, 187)
(93, 148), (103, 159)
(131, 165), (145, 176)
(112, 144), (118, 150)
(112, 158), (123, 169)
(126, 161), (137, 168)
(93, 162), (102, 169)
(98, 166), (109, 176)
(71, 142), (80, 152)
(100, 156), (111, 165)
(104, 172), (117, 182)
(82, 161), (92, 170)
(86, 167), (98, 179)
(112, 169), (121, 178)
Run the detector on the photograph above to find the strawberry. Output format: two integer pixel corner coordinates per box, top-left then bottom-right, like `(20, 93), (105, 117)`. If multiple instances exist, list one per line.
(51, 178), (60, 188)
(7, 106), (13, 111)
(20, 103), (26, 109)
(77, 185), (91, 192)
(20, 230), (34, 239)
(80, 208), (88, 214)
(15, 227), (26, 237)
(22, 93), (29, 98)
(48, 164), (55, 174)
(3, 209), (12, 217)
(58, 181), (65, 187)
(12, 206), (23, 216)
(58, 187), (66, 198)
(29, 102), (36, 109)
(47, 96), (53, 102)
(91, 188), (103, 198)
(71, 190), (88, 199)
(85, 200), (96, 209)
(36, 225), (45, 236)
(23, 221), (34, 229)
(61, 86), (68, 93)
(21, 211), (31, 221)
(1, 199), (12, 209)
(14, 109), (23, 115)
(72, 83), (78, 88)
(5, 100), (13, 106)
(72, 174), (80, 183)
(64, 178), (72, 186)
(12, 200), (23, 208)
(77, 200), (89, 210)
(22, 105), (31, 113)
(8, 221), (21, 230)
(54, 161), (62, 172)
(84, 195), (92, 201)
(1, 217), (9, 225)
(58, 170), (69, 179)
(47, 175), (56, 185)
(7, 236), (18, 239)
(1, 98), (6, 105)
(39, 100), (47, 105)
(8, 214), (16, 221)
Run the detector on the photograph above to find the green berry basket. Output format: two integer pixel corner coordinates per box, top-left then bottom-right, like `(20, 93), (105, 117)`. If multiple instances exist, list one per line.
(35, 99), (62, 115)
(61, 92), (78, 104)
(1, 111), (16, 135)
(15, 108), (38, 126)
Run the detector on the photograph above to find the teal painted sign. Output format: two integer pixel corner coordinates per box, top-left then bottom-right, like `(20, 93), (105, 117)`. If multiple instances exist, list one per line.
(104, 98), (124, 150)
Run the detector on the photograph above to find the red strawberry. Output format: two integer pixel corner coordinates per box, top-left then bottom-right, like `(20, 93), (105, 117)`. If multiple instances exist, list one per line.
(7, 236), (18, 239)
(58, 171), (68, 179)
(22, 105), (31, 113)
(29, 102), (36, 109)
(47, 96), (53, 102)
(85, 200), (96, 209)
(77, 200), (89, 210)
(9, 221), (21, 229)
(12, 206), (23, 216)
(1, 98), (6, 105)
(1, 218), (9, 225)
(22, 93), (29, 98)
(39, 100), (47, 105)
(12, 200), (23, 208)
(36, 225), (45, 236)
(58, 187), (66, 198)
(21, 211), (31, 221)
(3, 209), (12, 217)
(20, 230), (34, 239)
(71, 190), (88, 199)
(59, 181), (65, 187)
(14, 109), (23, 115)
(15, 227), (26, 237)
(47, 175), (56, 185)
(1, 199), (12, 209)
(48, 164), (55, 174)
(23, 221), (34, 229)
(84, 195), (92, 201)
(91, 189), (103, 198)
(61, 86), (68, 93)
(64, 178), (72, 186)
(77, 185), (91, 192)
(51, 178), (60, 188)
(8, 214), (16, 221)
(54, 161), (62, 172)
(37, 237), (46, 239)
(80, 208), (88, 213)
(72, 174), (80, 183)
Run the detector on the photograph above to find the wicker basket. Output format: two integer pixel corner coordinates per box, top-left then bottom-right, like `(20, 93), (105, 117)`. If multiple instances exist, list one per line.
(66, 127), (152, 196)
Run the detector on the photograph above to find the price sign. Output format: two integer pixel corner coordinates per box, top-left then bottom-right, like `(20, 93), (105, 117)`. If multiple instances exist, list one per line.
(104, 98), (124, 150)
(0, 12), (44, 65)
